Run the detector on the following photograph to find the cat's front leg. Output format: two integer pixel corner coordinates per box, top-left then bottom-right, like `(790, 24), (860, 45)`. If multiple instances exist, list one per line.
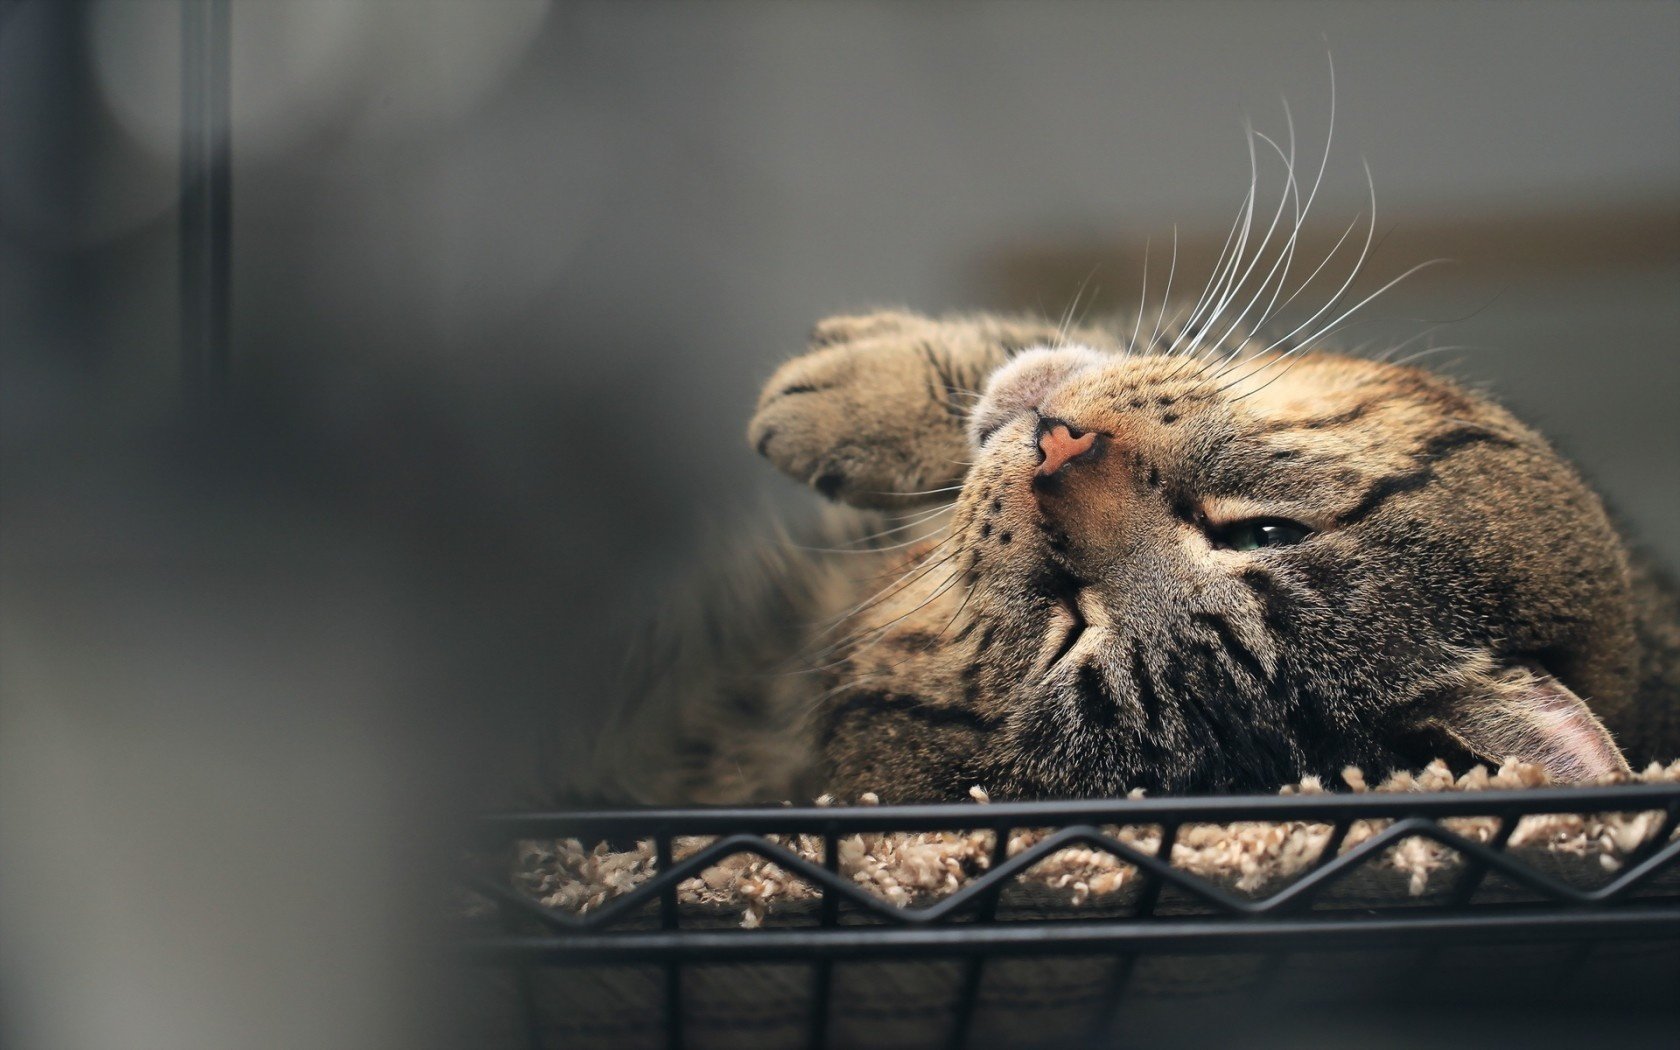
(748, 311), (1118, 508)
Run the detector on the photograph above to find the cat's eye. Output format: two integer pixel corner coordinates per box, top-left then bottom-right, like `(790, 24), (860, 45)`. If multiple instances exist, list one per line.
(1209, 518), (1313, 552)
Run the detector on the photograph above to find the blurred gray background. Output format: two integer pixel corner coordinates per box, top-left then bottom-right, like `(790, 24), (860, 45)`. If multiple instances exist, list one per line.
(3, 2), (1677, 1047)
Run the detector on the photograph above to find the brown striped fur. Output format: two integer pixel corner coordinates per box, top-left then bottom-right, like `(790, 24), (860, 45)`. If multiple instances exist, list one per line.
(592, 311), (1679, 803)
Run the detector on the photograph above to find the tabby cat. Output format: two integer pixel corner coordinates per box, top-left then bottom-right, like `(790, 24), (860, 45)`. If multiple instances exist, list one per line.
(589, 165), (1680, 805)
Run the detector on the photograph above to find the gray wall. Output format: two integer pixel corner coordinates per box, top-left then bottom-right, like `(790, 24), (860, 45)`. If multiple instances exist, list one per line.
(253, 0), (1678, 560)
(245, 0), (1680, 524)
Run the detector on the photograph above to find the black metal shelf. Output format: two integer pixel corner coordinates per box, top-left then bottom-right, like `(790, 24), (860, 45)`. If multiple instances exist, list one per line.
(462, 782), (1680, 1049)
(467, 904), (1680, 965)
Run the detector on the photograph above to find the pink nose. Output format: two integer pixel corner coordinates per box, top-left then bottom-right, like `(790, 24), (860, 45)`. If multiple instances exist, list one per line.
(1037, 421), (1099, 476)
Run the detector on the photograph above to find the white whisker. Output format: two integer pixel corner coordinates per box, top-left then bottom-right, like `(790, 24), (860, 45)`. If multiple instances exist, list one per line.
(803, 565), (968, 669)
(1217, 158), (1382, 389)
(829, 503), (956, 544)
(866, 483), (967, 498)
(1388, 343), (1476, 368)
(1166, 176), (1257, 361)
(1145, 225), (1179, 353)
(1174, 125), (1262, 360)
(1256, 56), (1337, 335)
(1225, 258), (1448, 399)
(1182, 122), (1296, 363)
(1127, 236), (1150, 355)
(794, 527), (951, 556)
(813, 541), (966, 633)
(1371, 323), (1449, 363)
(1054, 264), (1102, 350)
(1185, 124), (1306, 380)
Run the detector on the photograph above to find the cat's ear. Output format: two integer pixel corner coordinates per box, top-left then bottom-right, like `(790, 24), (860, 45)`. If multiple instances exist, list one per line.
(1424, 662), (1630, 783)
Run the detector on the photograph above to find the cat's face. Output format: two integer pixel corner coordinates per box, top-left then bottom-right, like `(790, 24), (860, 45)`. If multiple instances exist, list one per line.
(836, 345), (1638, 798)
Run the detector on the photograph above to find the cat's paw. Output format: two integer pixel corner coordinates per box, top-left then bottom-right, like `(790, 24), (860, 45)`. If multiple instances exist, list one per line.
(807, 310), (924, 348)
(749, 313), (973, 509)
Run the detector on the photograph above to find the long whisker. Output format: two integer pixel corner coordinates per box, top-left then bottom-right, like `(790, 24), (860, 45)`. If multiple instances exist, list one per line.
(812, 542), (966, 634)
(1055, 264), (1102, 349)
(798, 503), (956, 549)
(1165, 174), (1257, 363)
(1371, 323), (1449, 363)
(1126, 236), (1150, 355)
(1169, 125), (1261, 363)
(795, 526), (952, 556)
(1256, 53), (1337, 336)
(1225, 258), (1447, 399)
(929, 573), (980, 643)
(1388, 342), (1477, 368)
(802, 564), (968, 669)
(1215, 158), (1381, 389)
(1199, 49), (1340, 387)
(1239, 120), (1307, 355)
(1185, 124), (1306, 380)
(1145, 225), (1179, 353)
(834, 536), (959, 590)
(1181, 122), (1297, 364)
(1271, 255), (1446, 364)
(866, 483), (968, 498)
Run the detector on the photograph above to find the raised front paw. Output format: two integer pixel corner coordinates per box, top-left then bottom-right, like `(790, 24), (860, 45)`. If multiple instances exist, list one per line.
(806, 310), (925, 348)
(748, 312), (978, 509)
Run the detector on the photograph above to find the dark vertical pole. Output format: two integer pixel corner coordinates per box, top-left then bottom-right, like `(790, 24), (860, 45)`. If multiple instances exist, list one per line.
(1087, 821), (1179, 1043)
(656, 832), (684, 1050)
(810, 826), (839, 1049)
(1398, 812), (1518, 1000)
(1251, 818), (1351, 999)
(1450, 814), (1515, 906)
(945, 822), (1013, 1050)
(496, 881), (546, 1050)
(180, 0), (231, 403)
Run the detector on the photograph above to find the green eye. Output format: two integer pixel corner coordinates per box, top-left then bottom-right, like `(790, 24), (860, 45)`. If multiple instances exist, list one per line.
(1212, 518), (1312, 551)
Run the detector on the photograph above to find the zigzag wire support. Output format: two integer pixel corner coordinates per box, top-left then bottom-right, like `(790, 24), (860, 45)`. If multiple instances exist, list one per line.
(464, 782), (1680, 940)
(463, 783), (1680, 1050)
(472, 816), (1680, 936)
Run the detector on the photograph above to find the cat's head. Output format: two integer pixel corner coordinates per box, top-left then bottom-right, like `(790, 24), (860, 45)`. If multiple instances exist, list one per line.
(840, 343), (1637, 798)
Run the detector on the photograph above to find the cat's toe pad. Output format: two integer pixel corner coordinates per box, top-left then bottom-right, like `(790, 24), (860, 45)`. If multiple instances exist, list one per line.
(749, 334), (964, 509)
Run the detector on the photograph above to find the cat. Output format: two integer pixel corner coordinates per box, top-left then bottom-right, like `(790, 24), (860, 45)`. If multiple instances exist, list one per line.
(579, 112), (1680, 804)
(581, 304), (1679, 805)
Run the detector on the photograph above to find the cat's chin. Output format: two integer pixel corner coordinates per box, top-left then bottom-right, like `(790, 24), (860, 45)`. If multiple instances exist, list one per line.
(1026, 564), (1108, 677)
(1035, 593), (1086, 673)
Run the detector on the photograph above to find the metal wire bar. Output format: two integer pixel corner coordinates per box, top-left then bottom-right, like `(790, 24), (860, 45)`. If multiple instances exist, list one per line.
(1622, 798), (1680, 871)
(656, 832), (683, 1050)
(1451, 812), (1518, 906)
(809, 826), (839, 1050)
(476, 783), (1680, 842)
(1247, 817), (1353, 1002)
(1086, 821), (1178, 1042)
(945, 822), (1015, 1050)
(1131, 822), (1177, 921)
(474, 811), (1680, 935)
(495, 857), (545, 1050)
(462, 904), (1680, 965)
(1400, 812), (1521, 1000)
(473, 786), (1680, 1047)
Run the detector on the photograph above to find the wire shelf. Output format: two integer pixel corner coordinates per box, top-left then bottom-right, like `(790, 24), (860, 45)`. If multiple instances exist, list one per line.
(460, 782), (1680, 1048)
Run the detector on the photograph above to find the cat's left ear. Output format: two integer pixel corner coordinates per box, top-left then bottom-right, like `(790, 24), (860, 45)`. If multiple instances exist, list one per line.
(1422, 662), (1630, 783)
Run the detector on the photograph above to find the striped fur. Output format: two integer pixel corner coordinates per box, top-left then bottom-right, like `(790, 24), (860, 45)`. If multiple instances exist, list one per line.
(598, 310), (1678, 803)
